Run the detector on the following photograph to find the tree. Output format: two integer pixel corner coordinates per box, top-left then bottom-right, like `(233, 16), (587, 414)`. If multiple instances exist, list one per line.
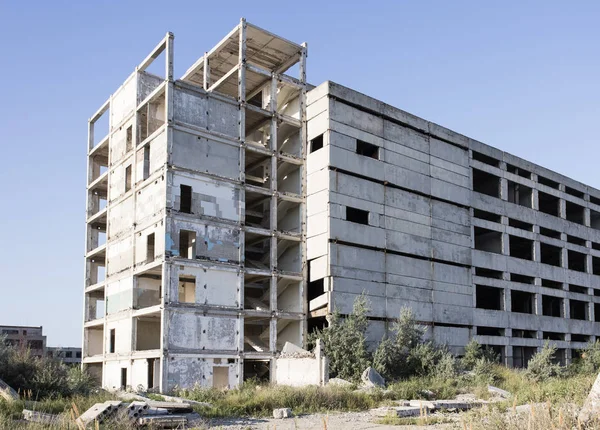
(525, 341), (563, 381)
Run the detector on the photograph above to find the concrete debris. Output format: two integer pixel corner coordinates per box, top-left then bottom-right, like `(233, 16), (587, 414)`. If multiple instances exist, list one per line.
(579, 371), (600, 423)
(146, 400), (195, 410)
(370, 398), (485, 418)
(420, 390), (435, 399)
(158, 393), (211, 407)
(487, 385), (511, 398)
(0, 378), (18, 402)
(128, 401), (150, 419)
(433, 400), (482, 411)
(370, 406), (421, 418)
(409, 400), (435, 410)
(22, 409), (60, 425)
(281, 342), (312, 357)
(137, 414), (188, 428)
(327, 377), (353, 387)
(273, 408), (293, 419)
(361, 367), (385, 388)
(76, 402), (114, 427)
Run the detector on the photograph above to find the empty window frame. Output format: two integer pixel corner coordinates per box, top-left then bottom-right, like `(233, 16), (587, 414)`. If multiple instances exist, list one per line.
(507, 181), (532, 208)
(475, 267), (504, 279)
(591, 210), (600, 230)
(591, 195), (600, 206)
(567, 235), (586, 246)
(538, 191), (560, 217)
(509, 235), (533, 261)
(538, 176), (559, 189)
(476, 326), (504, 336)
(180, 185), (192, 214)
(568, 250), (587, 272)
(570, 299), (588, 320)
(310, 134), (324, 153)
(476, 285), (504, 310)
(356, 139), (379, 159)
(594, 257), (600, 275)
(509, 218), (533, 231)
(179, 230), (196, 259)
(511, 273), (535, 284)
(143, 145), (150, 180)
(565, 186), (585, 199)
(540, 242), (562, 267)
(146, 233), (155, 264)
(472, 151), (500, 167)
(178, 276), (196, 303)
(125, 165), (132, 192)
(109, 329), (116, 353)
(572, 334), (590, 343)
(474, 209), (501, 223)
(472, 169), (500, 198)
(541, 279), (563, 290)
(595, 303), (600, 322)
(543, 332), (565, 341)
(346, 207), (369, 225)
(542, 295), (563, 317)
(566, 201), (585, 225)
(569, 284), (588, 294)
(511, 290), (535, 314)
(539, 227), (561, 239)
(593, 242), (600, 251)
(512, 329), (536, 339)
(474, 227), (502, 254)
(507, 163), (531, 179)
(126, 126), (133, 152)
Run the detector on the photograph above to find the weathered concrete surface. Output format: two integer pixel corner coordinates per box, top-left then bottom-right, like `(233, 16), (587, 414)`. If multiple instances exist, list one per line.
(578, 371), (600, 423)
(361, 367), (385, 388)
(0, 378), (18, 402)
(273, 408), (293, 419)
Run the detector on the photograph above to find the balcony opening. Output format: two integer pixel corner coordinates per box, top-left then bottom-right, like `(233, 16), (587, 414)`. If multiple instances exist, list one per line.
(591, 210), (600, 230)
(513, 329), (536, 339)
(570, 299), (588, 320)
(109, 329), (116, 353)
(346, 207), (369, 225)
(542, 295), (563, 317)
(476, 326), (504, 336)
(509, 235), (533, 260)
(572, 334), (590, 342)
(146, 233), (155, 264)
(507, 181), (532, 208)
(179, 230), (196, 259)
(474, 227), (502, 254)
(543, 332), (565, 341)
(135, 315), (161, 350)
(474, 209), (501, 223)
(566, 201), (585, 225)
(593, 257), (600, 275)
(180, 184), (192, 214)
(310, 134), (324, 153)
(511, 290), (534, 314)
(507, 164), (531, 179)
(475, 267), (503, 279)
(244, 273), (270, 311)
(541, 279), (562, 290)
(538, 176), (559, 189)
(509, 218), (533, 231)
(539, 227), (561, 239)
(596, 303), (600, 322)
(472, 151), (500, 167)
(569, 284), (587, 294)
(139, 95), (166, 143)
(472, 169), (500, 198)
(538, 192), (560, 217)
(476, 285), (504, 310)
(135, 274), (161, 309)
(540, 242), (562, 267)
(356, 139), (379, 159)
(567, 235), (586, 246)
(568, 250), (587, 272)
(511, 273), (534, 284)
(125, 165), (132, 192)
(178, 276), (196, 303)
(143, 145), (150, 180)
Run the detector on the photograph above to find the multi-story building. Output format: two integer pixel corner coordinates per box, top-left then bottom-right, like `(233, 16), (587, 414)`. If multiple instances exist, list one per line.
(0, 325), (46, 358)
(84, 20), (600, 392)
(306, 81), (600, 368)
(46, 347), (82, 365)
(83, 20), (307, 392)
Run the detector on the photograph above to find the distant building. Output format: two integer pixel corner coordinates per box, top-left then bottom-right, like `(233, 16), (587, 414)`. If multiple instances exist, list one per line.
(46, 347), (82, 365)
(0, 325), (46, 358)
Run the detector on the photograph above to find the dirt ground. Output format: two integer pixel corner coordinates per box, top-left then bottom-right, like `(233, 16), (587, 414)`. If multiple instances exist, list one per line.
(204, 411), (457, 429)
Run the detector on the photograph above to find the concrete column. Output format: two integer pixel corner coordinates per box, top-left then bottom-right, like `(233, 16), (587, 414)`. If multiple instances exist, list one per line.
(585, 207), (591, 227)
(564, 298), (571, 319)
(565, 348), (573, 366)
(533, 241), (541, 262)
(500, 178), (508, 201)
(505, 345), (514, 367)
(561, 247), (568, 269)
(534, 293), (541, 315)
(589, 301), (595, 322)
(559, 199), (566, 219)
(504, 288), (512, 312)
(502, 233), (510, 256)
(532, 188), (539, 211)
(586, 254), (593, 274)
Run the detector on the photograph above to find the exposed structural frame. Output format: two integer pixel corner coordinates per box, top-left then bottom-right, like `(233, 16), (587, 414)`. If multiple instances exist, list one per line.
(83, 20), (308, 392)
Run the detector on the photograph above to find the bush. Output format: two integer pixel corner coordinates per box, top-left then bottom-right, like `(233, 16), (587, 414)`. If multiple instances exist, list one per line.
(576, 340), (600, 375)
(461, 339), (499, 371)
(310, 294), (371, 382)
(525, 341), (563, 382)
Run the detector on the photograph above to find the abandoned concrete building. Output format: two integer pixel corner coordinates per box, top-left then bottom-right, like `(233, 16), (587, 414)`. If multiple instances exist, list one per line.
(83, 19), (600, 391)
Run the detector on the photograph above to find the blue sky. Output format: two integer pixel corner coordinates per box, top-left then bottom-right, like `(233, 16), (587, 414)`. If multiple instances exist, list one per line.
(1, 1), (599, 346)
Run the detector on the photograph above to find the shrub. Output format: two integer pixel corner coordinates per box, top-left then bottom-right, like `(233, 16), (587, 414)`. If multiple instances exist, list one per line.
(525, 341), (563, 382)
(372, 336), (398, 381)
(461, 339), (499, 371)
(577, 340), (600, 374)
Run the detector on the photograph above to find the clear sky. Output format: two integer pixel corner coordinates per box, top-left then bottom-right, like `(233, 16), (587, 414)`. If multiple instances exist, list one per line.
(1, 1), (599, 346)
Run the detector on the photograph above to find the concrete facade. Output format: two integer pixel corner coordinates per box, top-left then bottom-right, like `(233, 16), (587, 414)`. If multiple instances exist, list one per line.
(47, 347), (82, 365)
(83, 20), (307, 392)
(306, 81), (600, 367)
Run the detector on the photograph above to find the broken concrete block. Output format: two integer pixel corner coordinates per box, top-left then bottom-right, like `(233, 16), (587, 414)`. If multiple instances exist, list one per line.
(0, 378), (18, 402)
(76, 402), (114, 426)
(433, 400), (480, 411)
(137, 414), (188, 427)
(409, 400), (435, 410)
(370, 406), (421, 417)
(579, 371), (600, 423)
(487, 385), (511, 398)
(273, 408), (293, 418)
(22, 409), (60, 425)
(361, 366), (385, 388)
